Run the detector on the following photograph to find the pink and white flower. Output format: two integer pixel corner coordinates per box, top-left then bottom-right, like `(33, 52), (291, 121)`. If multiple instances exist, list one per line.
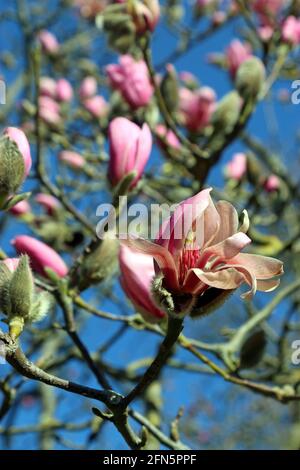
(123, 189), (283, 309)
(119, 245), (165, 322)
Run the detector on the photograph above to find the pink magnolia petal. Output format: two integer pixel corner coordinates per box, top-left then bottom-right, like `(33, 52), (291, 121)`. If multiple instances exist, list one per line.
(185, 267), (245, 294)
(121, 237), (179, 291)
(211, 200), (239, 245)
(133, 123), (152, 183)
(204, 232), (251, 260)
(228, 264), (257, 299)
(232, 253), (283, 279)
(257, 278), (281, 292)
(156, 188), (212, 256)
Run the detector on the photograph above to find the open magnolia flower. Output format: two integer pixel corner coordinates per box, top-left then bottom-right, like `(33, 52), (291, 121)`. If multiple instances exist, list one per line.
(123, 188), (283, 316)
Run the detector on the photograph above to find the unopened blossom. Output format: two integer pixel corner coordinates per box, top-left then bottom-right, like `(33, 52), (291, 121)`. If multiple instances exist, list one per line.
(179, 71), (198, 88)
(79, 76), (97, 100)
(119, 245), (165, 323)
(73, 0), (108, 18)
(282, 16), (300, 46)
(258, 25), (274, 41)
(124, 189), (283, 315)
(38, 30), (59, 54)
(156, 124), (180, 150)
(252, 0), (286, 26)
(264, 175), (280, 192)
(56, 79), (73, 102)
(106, 55), (154, 109)
(226, 153), (247, 181)
(10, 200), (31, 216)
(128, 0), (160, 33)
(35, 193), (60, 215)
(4, 127), (32, 177)
(83, 95), (108, 118)
(12, 235), (68, 278)
(39, 96), (61, 125)
(226, 39), (252, 78)
(108, 117), (152, 188)
(59, 150), (85, 169)
(179, 87), (216, 132)
(40, 77), (57, 99)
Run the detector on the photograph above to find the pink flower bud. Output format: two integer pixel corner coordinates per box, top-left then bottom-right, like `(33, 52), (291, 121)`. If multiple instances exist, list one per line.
(59, 150), (85, 169)
(38, 30), (59, 54)
(4, 127), (32, 177)
(108, 117), (152, 188)
(73, 0), (107, 19)
(179, 86), (216, 132)
(212, 11), (226, 26)
(282, 16), (300, 46)
(56, 78), (73, 102)
(83, 95), (108, 118)
(39, 96), (61, 125)
(35, 193), (60, 215)
(252, 0), (286, 26)
(264, 174), (280, 192)
(9, 200), (31, 216)
(12, 235), (68, 278)
(156, 124), (180, 150)
(130, 0), (160, 33)
(40, 77), (57, 98)
(2, 258), (20, 272)
(106, 55), (154, 109)
(79, 76), (97, 100)
(226, 39), (252, 78)
(226, 153), (247, 181)
(119, 245), (165, 322)
(179, 71), (198, 88)
(258, 25), (274, 41)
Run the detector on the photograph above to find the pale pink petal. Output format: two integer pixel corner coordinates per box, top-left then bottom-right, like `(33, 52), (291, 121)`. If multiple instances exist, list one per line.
(257, 278), (281, 292)
(211, 200), (239, 244)
(204, 232), (251, 260)
(232, 253), (283, 279)
(184, 267), (245, 294)
(121, 237), (179, 291)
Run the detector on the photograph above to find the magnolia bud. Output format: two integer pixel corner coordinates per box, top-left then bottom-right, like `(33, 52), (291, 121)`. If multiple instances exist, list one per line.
(0, 136), (26, 204)
(0, 256), (52, 339)
(246, 153), (265, 186)
(73, 234), (119, 291)
(9, 255), (34, 320)
(239, 330), (266, 369)
(103, 6), (136, 53)
(212, 91), (241, 134)
(235, 57), (266, 101)
(160, 64), (179, 113)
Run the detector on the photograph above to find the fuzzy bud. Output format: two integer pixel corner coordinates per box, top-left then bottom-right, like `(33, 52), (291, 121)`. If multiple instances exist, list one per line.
(73, 234), (119, 292)
(235, 57), (266, 101)
(0, 136), (26, 205)
(212, 91), (241, 134)
(160, 64), (179, 113)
